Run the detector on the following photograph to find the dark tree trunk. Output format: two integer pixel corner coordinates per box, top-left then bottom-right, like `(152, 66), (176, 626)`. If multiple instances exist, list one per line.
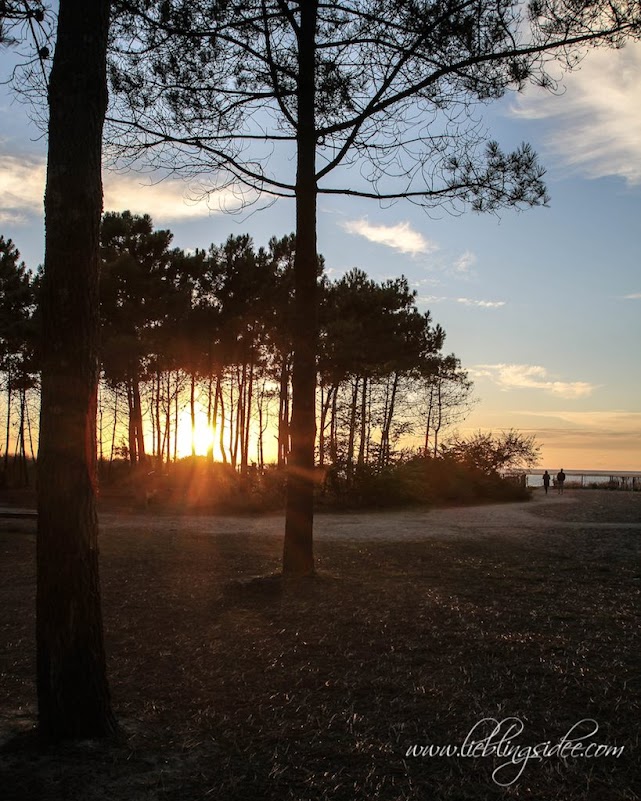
(126, 380), (137, 464)
(36, 0), (115, 740)
(4, 367), (11, 469)
(357, 375), (368, 466)
(242, 354), (254, 473)
(379, 372), (399, 468)
(329, 382), (338, 464)
(207, 374), (214, 463)
(283, 0), (318, 576)
(318, 384), (333, 468)
(190, 372), (196, 457)
(277, 358), (290, 467)
(132, 377), (146, 464)
(173, 371), (179, 462)
(346, 377), (360, 478)
(155, 371), (162, 461)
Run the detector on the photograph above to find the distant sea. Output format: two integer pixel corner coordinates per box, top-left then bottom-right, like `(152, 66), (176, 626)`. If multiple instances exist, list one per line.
(525, 470), (641, 488)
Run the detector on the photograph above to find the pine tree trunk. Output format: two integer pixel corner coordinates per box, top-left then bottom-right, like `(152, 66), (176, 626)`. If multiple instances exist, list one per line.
(190, 372), (196, 457)
(173, 372), (179, 462)
(216, 376), (227, 464)
(346, 377), (359, 478)
(329, 383), (338, 464)
(36, 0), (115, 739)
(133, 376), (146, 464)
(155, 371), (162, 461)
(357, 375), (368, 466)
(318, 384), (333, 467)
(283, 0), (318, 576)
(242, 355), (254, 473)
(3, 367), (10, 470)
(277, 358), (289, 467)
(207, 374), (214, 463)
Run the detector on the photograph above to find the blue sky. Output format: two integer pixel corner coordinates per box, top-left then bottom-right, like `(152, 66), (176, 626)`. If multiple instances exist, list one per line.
(1, 41), (640, 470)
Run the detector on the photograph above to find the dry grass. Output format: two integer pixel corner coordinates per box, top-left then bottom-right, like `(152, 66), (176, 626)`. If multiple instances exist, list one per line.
(0, 491), (640, 800)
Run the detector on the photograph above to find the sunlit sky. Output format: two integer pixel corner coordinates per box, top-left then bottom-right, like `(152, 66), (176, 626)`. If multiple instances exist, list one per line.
(1, 40), (640, 471)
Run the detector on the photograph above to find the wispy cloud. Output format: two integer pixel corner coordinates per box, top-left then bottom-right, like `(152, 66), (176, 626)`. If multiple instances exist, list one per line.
(453, 250), (476, 274)
(522, 409), (641, 431)
(457, 297), (505, 308)
(416, 295), (505, 308)
(341, 219), (437, 255)
(511, 43), (641, 185)
(622, 292), (641, 300)
(0, 153), (238, 224)
(471, 363), (596, 399)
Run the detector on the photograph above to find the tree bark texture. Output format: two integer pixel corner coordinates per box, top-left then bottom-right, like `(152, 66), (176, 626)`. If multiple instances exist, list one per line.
(283, 0), (318, 576)
(37, 0), (115, 739)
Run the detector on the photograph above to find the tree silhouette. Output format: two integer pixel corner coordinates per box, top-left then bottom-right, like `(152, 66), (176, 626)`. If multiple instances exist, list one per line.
(100, 210), (178, 464)
(0, 236), (37, 478)
(36, 0), (116, 738)
(109, 0), (640, 574)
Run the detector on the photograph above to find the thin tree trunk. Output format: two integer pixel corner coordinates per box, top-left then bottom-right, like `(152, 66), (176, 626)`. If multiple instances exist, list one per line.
(329, 382), (338, 464)
(277, 358), (289, 467)
(229, 374), (236, 468)
(26, 386), (36, 462)
(3, 367), (10, 470)
(155, 371), (162, 461)
(357, 375), (368, 466)
(380, 372), (399, 468)
(346, 377), (359, 477)
(283, 0), (318, 575)
(242, 355), (254, 473)
(234, 363), (245, 471)
(109, 387), (118, 466)
(257, 384), (265, 471)
(318, 384), (332, 467)
(164, 372), (171, 464)
(190, 372), (196, 457)
(424, 381), (434, 457)
(173, 371), (179, 462)
(207, 374), (214, 463)
(18, 386), (28, 485)
(433, 378), (443, 457)
(133, 377), (146, 464)
(126, 380), (137, 465)
(216, 376), (227, 464)
(36, 0), (115, 739)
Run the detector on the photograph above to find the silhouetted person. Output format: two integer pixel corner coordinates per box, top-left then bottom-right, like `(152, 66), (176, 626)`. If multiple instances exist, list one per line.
(542, 470), (551, 494)
(556, 468), (566, 494)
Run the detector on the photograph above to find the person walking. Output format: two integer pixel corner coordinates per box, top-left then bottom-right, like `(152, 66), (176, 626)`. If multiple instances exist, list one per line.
(542, 470), (551, 495)
(556, 468), (566, 494)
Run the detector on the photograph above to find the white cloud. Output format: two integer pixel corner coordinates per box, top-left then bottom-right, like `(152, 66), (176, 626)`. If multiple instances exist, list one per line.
(341, 219), (437, 255)
(103, 172), (240, 219)
(511, 43), (641, 185)
(416, 295), (504, 307)
(622, 292), (641, 300)
(418, 294), (447, 304)
(0, 152), (240, 224)
(471, 363), (596, 399)
(0, 154), (46, 222)
(456, 297), (505, 308)
(453, 250), (476, 274)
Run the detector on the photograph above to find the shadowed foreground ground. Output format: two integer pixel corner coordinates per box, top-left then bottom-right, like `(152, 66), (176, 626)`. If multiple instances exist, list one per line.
(0, 490), (639, 800)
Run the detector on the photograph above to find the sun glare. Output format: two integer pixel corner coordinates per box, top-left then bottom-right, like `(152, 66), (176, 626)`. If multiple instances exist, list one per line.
(175, 412), (215, 458)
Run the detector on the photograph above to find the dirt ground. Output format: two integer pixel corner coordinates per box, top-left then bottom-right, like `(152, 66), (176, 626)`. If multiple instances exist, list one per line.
(97, 486), (641, 539)
(0, 490), (639, 801)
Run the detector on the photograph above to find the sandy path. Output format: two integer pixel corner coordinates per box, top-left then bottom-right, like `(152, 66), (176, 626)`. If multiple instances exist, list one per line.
(99, 491), (641, 542)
